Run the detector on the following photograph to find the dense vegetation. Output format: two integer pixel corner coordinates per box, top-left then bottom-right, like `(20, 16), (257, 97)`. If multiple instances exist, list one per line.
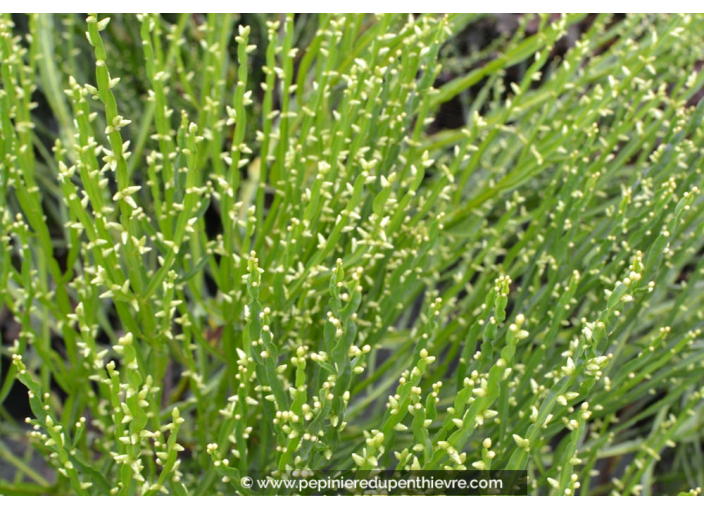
(1, 13), (704, 495)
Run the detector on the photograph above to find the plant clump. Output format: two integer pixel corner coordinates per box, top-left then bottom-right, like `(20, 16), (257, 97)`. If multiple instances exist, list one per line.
(1, 13), (704, 496)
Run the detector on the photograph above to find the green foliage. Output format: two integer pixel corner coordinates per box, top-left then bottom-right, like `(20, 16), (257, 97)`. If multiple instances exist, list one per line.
(1, 13), (704, 495)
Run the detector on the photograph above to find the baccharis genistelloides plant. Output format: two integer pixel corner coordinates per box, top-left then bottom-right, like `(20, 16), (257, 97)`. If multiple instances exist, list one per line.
(1, 13), (704, 495)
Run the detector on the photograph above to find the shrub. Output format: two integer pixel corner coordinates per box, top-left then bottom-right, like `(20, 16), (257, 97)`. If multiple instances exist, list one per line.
(1, 13), (704, 496)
